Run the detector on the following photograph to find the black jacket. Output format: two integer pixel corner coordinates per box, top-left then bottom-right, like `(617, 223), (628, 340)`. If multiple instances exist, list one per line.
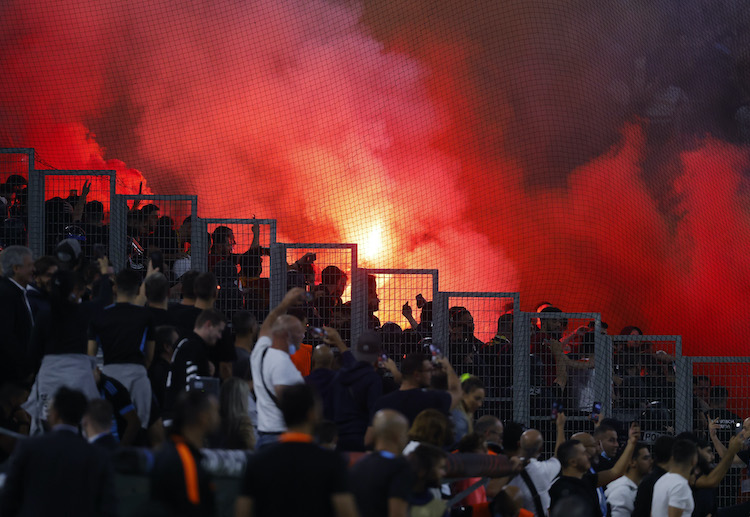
(0, 277), (33, 382)
(333, 360), (383, 451)
(0, 427), (117, 517)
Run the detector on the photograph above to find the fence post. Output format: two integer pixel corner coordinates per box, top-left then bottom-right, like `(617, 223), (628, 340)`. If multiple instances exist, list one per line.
(269, 243), (286, 309)
(194, 219), (209, 273)
(350, 267), (367, 349)
(594, 327), (613, 418)
(433, 292), (449, 354)
(674, 338), (692, 434)
(513, 311), (530, 427)
(27, 168), (44, 258)
(110, 196), (127, 271)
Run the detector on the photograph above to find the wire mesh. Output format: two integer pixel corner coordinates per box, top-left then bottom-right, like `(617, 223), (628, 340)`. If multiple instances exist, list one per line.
(360, 269), (438, 364)
(271, 243), (357, 347)
(690, 360), (750, 510)
(199, 219), (276, 323)
(611, 335), (680, 444)
(433, 293), (520, 424)
(0, 150), (32, 250)
(116, 195), (198, 286)
(38, 170), (115, 260)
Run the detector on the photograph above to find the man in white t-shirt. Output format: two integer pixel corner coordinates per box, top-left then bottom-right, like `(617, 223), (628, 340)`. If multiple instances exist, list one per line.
(507, 412), (566, 516)
(651, 439), (698, 517)
(250, 287), (306, 448)
(604, 442), (652, 517)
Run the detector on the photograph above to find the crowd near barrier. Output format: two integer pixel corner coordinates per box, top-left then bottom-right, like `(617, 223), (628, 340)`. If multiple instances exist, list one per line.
(3, 147), (750, 509)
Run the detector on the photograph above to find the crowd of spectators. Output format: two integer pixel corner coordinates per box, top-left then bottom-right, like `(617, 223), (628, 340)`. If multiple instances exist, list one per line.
(1, 240), (750, 517)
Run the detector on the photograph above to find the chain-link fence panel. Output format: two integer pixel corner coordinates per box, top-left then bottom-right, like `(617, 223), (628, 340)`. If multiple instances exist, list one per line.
(0, 149), (33, 250)
(30, 170), (116, 262)
(270, 243), (360, 349)
(196, 218), (277, 323)
(111, 195), (198, 282)
(688, 359), (750, 510)
(611, 335), (684, 445)
(516, 311), (607, 453)
(433, 292), (520, 425)
(356, 269), (438, 365)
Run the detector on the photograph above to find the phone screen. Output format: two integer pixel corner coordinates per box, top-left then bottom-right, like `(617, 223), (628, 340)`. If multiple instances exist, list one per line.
(590, 401), (602, 420)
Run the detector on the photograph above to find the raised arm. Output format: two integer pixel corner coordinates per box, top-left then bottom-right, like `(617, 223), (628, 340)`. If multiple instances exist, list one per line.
(554, 412), (566, 456)
(598, 432), (638, 487)
(258, 287), (305, 339)
(436, 357), (462, 410)
(696, 431), (746, 489)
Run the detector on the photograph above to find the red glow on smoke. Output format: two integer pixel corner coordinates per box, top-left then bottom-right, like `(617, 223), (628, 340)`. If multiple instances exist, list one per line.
(0, 0), (749, 370)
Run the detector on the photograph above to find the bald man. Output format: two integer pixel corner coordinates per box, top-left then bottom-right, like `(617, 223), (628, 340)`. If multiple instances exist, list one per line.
(250, 288), (307, 448)
(507, 412), (566, 516)
(350, 410), (413, 517)
(566, 426), (640, 517)
(305, 333), (354, 420)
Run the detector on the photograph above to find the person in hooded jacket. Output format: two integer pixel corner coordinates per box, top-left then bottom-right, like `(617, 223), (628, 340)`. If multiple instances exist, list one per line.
(333, 330), (387, 452)
(304, 328), (354, 420)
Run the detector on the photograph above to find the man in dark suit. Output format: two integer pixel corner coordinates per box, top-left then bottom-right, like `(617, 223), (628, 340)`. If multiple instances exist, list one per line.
(0, 387), (118, 517)
(0, 245), (35, 384)
(82, 398), (119, 452)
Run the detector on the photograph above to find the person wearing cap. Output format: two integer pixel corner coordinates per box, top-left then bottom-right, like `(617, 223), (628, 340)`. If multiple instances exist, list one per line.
(0, 245), (35, 384)
(54, 237), (83, 271)
(332, 330), (386, 451)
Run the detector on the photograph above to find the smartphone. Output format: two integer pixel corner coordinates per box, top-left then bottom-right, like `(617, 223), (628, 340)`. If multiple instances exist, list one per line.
(429, 344), (441, 362)
(150, 251), (164, 271)
(416, 293), (426, 309)
(309, 327), (327, 339)
(590, 401), (602, 421)
(303, 291), (314, 303)
(378, 354), (388, 368)
(552, 401), (563, 419)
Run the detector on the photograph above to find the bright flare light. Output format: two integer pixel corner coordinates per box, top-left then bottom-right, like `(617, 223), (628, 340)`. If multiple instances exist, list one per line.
(362, 223), (383, 262)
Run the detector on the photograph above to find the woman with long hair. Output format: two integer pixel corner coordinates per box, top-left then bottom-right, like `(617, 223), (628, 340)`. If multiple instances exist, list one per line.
(215, 377), (254, 450)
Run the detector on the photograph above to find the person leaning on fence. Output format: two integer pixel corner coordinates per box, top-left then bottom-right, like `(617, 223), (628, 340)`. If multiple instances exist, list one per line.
(250, 287), (307, 448)
(87, 268), (155, 430)
(235, 383), (359, 517)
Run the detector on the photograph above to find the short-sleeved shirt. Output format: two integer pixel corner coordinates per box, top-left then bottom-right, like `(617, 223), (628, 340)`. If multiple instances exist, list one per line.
(350, 452), (415, 517)
(250, 336), (304, 432)
(651, 473), (694, 517)
(549, 473), (602, 517)
(371, 388), (452, 426)
(508, 457), (561, 516)
(241, 438), (349, 517)
(88, 303), (154, 366)
(604, 474), (638, 517)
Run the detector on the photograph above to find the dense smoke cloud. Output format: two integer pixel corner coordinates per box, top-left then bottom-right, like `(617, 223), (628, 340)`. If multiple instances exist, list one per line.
(1, 0), (749, 354)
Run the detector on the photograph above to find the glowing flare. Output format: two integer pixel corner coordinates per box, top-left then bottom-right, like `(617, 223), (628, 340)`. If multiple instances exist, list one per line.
(362, 223), (383, 262)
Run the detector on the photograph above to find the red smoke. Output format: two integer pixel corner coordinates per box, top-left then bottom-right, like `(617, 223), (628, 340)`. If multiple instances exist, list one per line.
(1, 0), (749, 362)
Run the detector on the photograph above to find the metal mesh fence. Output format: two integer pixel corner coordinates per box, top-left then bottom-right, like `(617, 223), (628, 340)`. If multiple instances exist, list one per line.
(433, 292), (520, 424)
(270, 243), (359, 347)
(515, 311), (607, 453)
(198, 218), (277, 323)
(35, 170), (116, 261)
(611, 335), (682, 444)
(111, 195), (198, 283)
(0, 149), (32, 250)
(359, 269), (438, 363)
